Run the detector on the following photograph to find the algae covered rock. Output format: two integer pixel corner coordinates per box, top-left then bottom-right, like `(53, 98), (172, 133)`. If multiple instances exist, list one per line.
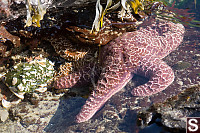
(4, 57), (55, 97)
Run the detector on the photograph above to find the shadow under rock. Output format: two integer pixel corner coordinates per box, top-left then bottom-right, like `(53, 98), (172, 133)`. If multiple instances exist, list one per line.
(44, 96), (86, 133)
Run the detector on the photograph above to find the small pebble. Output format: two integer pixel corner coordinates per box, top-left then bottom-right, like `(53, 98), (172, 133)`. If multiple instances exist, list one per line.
(0, 109), (9, 122)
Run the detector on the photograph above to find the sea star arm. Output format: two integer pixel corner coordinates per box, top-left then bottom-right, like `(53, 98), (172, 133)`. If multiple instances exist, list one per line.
(54, 64), (99, 89)
(76, 54), (133, 123)
(132, 57), (174, 96)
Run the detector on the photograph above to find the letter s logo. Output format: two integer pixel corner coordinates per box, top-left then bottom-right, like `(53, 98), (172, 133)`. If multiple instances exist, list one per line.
(188, 119), (198, 132)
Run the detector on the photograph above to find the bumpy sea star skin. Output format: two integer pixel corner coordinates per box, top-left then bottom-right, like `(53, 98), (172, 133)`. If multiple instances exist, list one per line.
(54, 19), (185, 123)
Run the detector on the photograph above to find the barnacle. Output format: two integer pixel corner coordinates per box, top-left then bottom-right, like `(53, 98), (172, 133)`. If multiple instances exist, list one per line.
(4, 56), (55, 98)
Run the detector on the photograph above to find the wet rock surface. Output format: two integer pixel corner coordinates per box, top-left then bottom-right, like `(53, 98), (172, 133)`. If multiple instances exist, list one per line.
(138, 85), (200, 133)
(0, 91), (63, 133)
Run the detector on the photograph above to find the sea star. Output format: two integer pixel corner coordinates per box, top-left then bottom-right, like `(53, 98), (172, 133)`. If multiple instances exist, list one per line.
(54, 19), (185, 123)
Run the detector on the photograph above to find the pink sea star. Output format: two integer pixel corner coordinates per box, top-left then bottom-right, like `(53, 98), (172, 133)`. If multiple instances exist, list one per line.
(54, 19), (185, 123)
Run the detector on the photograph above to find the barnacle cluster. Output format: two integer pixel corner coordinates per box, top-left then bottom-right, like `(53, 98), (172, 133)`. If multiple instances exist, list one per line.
(4, 57), (55, 98)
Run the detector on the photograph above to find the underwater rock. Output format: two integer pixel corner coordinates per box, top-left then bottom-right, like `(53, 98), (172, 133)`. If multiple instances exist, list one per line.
(138, 85), (200, 132)
(193, 54), (200, 60)
(173, 61), (192, 70)
(1, 91), (63, 132)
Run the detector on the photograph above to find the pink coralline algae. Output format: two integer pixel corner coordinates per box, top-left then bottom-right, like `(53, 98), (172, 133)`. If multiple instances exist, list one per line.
(54, 19), (185, 123)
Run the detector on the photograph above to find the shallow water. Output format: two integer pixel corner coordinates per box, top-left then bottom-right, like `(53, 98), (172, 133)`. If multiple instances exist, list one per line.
(46, 1), (200, 132)
(0, 0), (200, 133)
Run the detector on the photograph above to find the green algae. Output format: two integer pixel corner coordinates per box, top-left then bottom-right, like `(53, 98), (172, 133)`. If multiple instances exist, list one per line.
(5, 58), (55, 93)
(173, 61), (192, 70)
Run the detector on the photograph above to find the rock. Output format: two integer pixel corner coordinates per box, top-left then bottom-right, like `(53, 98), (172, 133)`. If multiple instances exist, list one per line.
(138, 85), (200, 133)
(173, 61), (192, 70)
(193, 54), (200, 60)
(5, 91), (63, 132)
(0, 108), (9, 122)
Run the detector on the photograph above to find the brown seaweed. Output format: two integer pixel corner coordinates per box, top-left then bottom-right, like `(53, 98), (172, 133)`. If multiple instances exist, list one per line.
(0, 25), (20, 47)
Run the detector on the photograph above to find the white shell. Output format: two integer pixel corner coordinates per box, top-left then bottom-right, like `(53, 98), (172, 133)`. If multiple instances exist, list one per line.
(35, 87), (47, 92)
(12, 77), (18, 85)
(49, 61), (54, 66)
(17, 83), (25, 91)
(2, 99), (11, 108)
(30, 71), (37, 75)
(9, 87), (25, 99)
(47, 65), (54, 70)
(39, 83), (47, 87)
(10, 99), (22, 105)
(23, 67), (31, 70)
(13, 65), (18, 69)
(0, 73), (5, 79)
(37, 61), (46, 67)
(26, 72), (30, 76)
(22, 79), (26, 84)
